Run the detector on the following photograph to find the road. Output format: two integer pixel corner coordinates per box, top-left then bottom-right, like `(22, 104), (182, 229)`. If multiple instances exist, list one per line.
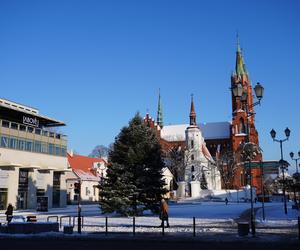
(0, 236), (299, 250)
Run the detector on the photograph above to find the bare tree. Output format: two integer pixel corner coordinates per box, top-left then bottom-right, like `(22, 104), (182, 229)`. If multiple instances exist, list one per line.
(164, 145), (185, 184)
(216, 149), (238, 190)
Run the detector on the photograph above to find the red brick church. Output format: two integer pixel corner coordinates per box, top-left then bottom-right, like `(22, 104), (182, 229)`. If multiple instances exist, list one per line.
(144, 39), (263, 194)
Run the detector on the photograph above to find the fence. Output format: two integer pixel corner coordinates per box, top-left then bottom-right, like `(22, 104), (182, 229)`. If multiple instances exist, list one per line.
(1, 214), (299, 239)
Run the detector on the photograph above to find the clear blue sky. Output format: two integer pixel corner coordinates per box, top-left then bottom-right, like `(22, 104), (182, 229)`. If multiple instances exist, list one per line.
(1, 0), (299, 172)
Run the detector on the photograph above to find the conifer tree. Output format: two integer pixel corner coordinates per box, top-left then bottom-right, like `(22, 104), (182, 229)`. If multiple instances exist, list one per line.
(99, 113), (167, 216)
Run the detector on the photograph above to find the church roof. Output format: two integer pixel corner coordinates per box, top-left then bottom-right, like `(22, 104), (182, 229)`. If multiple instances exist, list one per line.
(160, 122), (230, 142)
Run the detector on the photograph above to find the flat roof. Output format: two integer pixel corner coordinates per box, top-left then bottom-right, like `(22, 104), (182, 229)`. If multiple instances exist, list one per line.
(0, 98), (65, 127)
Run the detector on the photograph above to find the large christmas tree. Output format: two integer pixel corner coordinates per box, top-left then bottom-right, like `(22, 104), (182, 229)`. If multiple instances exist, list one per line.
(99, 113), (167, 216)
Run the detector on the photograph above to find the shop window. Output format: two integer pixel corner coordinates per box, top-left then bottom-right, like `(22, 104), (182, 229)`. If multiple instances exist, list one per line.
(41, 142), (48, 154)
(18, 139), (26, 150)
(25, 140), (33, 151)
(9, 137), (18, 149)
(19, 125), (26, 132)
(11, 123), (18, 130)
(55, 146), (61, 156)
(1, 136), (9, 148)
(49, 143), (55, 155)
(2, 120), (9, 128)
(27, 127), (34, 133)
(34, 141), (42, 153)
(35, 128), (41, 135)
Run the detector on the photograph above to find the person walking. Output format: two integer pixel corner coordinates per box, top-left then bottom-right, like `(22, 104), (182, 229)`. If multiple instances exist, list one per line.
(159, 199), (170, 228)
(5, 203), (13, 223)
(225, 197), (228, 205)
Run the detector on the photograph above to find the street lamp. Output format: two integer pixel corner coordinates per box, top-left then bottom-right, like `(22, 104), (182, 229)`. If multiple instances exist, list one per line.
(270, 128), (291, 214)
(290, 151), (300, 173)
(232, 81), (264, 237)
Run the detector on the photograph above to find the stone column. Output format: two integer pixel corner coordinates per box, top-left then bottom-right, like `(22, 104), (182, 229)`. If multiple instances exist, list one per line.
(190, 180), (201, 198)
(177, 181), (186, 198)
(28, 169), (37, 209)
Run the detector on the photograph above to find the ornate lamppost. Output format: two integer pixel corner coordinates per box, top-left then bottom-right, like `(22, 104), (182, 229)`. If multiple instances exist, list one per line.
(290, 151), (300, 207)
(270, 127), (291, 214)
(232, 82), (264, 236)
(290, 151), (300, 174)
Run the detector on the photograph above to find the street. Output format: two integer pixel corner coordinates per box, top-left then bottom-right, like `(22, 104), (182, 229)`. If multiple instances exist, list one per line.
(0, 236), (299, 250)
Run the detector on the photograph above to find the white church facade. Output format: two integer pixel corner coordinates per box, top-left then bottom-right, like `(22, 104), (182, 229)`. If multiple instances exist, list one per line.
(176, 96), (222, 198)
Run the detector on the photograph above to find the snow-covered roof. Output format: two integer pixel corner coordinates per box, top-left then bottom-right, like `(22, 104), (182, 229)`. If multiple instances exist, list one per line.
(73, 169), (100, 182)
(160, 122), (230, 142)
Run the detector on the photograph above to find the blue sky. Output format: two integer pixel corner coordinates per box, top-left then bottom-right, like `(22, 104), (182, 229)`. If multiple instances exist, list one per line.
(0, 0), (299, 172)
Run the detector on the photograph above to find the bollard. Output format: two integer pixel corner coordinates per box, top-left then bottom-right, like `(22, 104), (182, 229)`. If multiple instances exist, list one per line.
(133, 217), (135, 236)
(162, 221), (165, 236)
(193, 217), (196, 237)
(105, 217), (108, 235)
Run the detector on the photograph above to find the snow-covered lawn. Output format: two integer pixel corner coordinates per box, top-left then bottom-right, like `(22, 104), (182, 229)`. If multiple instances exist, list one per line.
(1, 201), (299, 237)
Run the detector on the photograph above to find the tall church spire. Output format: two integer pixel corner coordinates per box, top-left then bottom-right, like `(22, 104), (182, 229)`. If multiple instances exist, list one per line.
(189, 94), (196, 126)
(235, 34), (246, 77)
(156, 89), (163, 128)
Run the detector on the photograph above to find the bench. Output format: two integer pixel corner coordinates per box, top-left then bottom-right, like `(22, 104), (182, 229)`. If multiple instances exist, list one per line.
(27, 216), (37, 222)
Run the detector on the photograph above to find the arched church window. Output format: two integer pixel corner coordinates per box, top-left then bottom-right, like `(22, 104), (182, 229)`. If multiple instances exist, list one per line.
(239, 118), (246, 134)
(192, 175), (195, 181)
(191, 155), (194, 161)
(191, 165), (195, 172)
(191, 140), (194, 149)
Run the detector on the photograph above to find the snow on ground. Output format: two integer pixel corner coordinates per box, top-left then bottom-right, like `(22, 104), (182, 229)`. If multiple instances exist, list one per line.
(1, 201), (299, 237)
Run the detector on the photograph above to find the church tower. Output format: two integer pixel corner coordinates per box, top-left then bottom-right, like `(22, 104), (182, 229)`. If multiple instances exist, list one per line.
(230, 36), (262, 191)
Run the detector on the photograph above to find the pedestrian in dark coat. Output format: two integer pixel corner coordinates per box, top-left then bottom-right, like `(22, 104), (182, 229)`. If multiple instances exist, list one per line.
(225, 197), (228, 205)
(159, 199), (170, 227)
(5, 203), (13, 223)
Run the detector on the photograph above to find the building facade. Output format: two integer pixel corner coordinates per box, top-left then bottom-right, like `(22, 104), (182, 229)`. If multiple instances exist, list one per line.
(0, 98), (68, 210)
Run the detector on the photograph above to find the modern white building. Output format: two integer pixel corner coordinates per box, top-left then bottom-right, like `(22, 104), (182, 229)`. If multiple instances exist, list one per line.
(0, 98), (68, 210)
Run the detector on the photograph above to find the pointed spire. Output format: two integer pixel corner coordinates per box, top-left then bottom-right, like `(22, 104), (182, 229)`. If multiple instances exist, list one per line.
(235, 33), (246, 76)
(189, 94), (196, 126)
(156, 89), (163, 128)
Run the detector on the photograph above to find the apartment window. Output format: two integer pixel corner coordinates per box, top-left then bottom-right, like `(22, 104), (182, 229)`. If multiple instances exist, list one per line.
(2, 121), (9, 128)
(49, 132), (55, 138)
(42, 130), (48, 136)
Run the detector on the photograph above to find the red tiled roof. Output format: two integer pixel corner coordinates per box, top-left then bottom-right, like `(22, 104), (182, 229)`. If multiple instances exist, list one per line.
(67, 153), (106, 174)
